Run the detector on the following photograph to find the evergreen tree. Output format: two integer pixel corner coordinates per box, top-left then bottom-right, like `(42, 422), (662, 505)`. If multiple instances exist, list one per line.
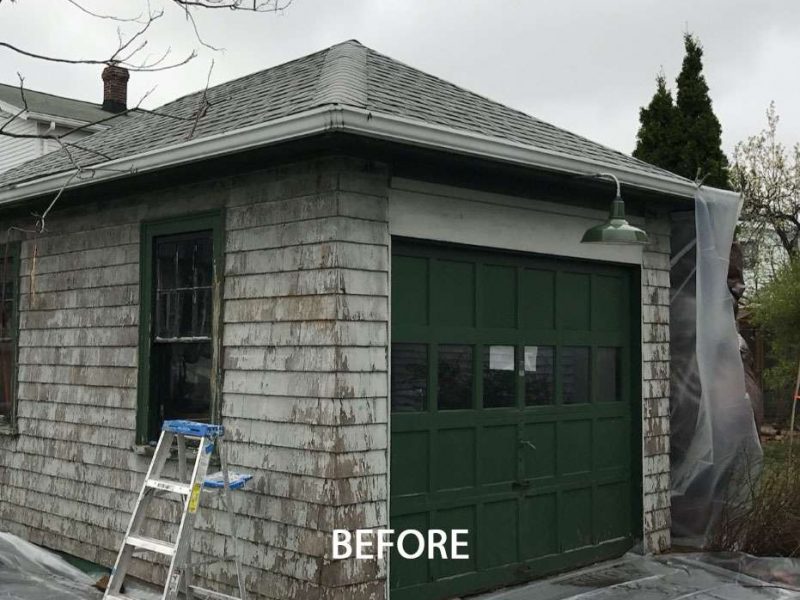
(633, 72), (681, 172)
(674, 33), (730, 188)
(633, 33), (730, 189)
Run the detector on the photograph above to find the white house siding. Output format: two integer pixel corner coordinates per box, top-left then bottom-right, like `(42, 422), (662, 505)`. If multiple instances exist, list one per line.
(0, 111), (93, 174)
(0, 113), (40, 174)
(0, 156), (391, 600)
(388, 178), (672, 555)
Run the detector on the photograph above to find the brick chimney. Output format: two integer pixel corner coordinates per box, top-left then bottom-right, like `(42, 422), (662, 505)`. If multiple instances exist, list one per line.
(102, 64), (129, 113)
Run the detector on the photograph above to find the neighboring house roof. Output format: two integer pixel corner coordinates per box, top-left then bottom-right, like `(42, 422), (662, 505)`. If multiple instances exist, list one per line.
(0, 82), (111, 126)
(0, 40), (698, 202)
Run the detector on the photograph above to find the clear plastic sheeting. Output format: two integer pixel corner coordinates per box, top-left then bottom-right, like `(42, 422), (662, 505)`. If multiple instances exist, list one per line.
(0, 532), (101, 600)
(475, 552), (800, 600)
(669, 188), (763, 542)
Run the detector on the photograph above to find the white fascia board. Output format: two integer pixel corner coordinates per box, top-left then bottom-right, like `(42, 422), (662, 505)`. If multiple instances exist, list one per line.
(340, 107), (699, 200)
(26, 112), (106, 132)
(0, 104), (719, 207)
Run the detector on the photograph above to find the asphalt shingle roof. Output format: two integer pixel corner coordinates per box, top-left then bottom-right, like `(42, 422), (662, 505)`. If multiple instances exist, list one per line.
(0, 83), (113, 126)
(0, 40), (688, 189)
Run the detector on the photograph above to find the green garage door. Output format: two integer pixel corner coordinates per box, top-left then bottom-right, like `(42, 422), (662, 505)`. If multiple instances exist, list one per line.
(390, 239), (640, 600)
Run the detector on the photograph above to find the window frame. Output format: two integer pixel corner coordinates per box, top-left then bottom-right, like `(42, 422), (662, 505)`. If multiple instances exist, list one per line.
(0, 241), (20, 433)
(137, 212), (224, 445)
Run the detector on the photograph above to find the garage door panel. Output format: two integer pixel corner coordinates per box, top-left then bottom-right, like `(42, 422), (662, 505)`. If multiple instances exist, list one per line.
(560, 487), (594, 551)
(522, 422), (556, 480)
(558, 420), (593, 476)
(392, 430), (430, 496)
(594, 417), (630, 470)
(393, 255), (429, 327)
(434, 428), (475, 490)
(593, 274), (627, 332)
(521, 492), (559, 559)
(481, 264), (517, 328)
(558, 272), (591, 330)
(432, 259), (475, 326)
(480, 499), (519, 569)
(434, 505), (478, 578)
(391, 240), (637, 600)
(479, 424), (519, 485)
(390, 512), (431, 589)
(520, 269), (555, 330)
(595, 481), (631, 543)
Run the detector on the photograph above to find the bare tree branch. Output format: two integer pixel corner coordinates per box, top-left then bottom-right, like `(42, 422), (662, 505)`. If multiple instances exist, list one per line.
(0, 0), (295, 238)
(734, 102), (800, 282)
(64, 0), (145, 23)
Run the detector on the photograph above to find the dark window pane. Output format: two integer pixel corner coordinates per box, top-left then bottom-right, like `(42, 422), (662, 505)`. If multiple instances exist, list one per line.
(0, 254), (15, 422)
(483, 345), (515, 408)
(154, 232), (213, 339)
(525, 345), (554, 406)
(392, 343), (428, 412)
(438, 344), (473, 410)
(0, 257), (15, 340)
(0, 341), (13, 421)
(561, 347), (590, 404)
(597, 347), (621, 402)
(0, 298), (13, 339)
(152, 341), (212, 425)
(156, 241), (177, 290)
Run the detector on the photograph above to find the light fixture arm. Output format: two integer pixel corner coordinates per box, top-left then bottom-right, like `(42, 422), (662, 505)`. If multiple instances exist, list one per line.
(594, 172), (621, 197)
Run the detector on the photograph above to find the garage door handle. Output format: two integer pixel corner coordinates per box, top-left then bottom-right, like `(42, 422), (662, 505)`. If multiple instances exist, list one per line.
(512, 480), (531, 490)
(519, 440), (536, 451)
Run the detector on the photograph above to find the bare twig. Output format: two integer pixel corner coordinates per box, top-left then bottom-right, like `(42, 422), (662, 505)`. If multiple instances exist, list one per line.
(64, 0), (145, 23)
(187, 59), (215, 139)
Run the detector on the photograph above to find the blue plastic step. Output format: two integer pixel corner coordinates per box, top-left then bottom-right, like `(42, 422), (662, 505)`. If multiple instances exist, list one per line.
(203, 471), (253, 490)
(162, 420), (224, 438)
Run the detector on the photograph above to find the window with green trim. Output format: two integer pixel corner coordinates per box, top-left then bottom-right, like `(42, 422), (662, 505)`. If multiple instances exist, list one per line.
(138, 213), (223, 444)
(0, 244), (19, 428)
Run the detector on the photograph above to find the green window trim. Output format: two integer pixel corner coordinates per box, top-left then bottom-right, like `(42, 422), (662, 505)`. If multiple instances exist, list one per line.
(136, 211), (225, 445)
(0, 241), (20, 433)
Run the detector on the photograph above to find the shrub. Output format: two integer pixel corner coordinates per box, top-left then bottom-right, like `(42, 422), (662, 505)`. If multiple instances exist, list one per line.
(752, 260), (800, 404)
(709, 441), (800, 556)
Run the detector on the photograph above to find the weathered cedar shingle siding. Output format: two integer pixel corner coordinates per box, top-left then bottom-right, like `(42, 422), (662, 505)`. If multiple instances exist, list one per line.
(641, 215), (671, 553)
(0, 156), (391, 599)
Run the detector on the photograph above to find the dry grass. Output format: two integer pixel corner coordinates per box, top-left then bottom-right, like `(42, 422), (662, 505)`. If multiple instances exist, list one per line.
(708, 439), (800, 556)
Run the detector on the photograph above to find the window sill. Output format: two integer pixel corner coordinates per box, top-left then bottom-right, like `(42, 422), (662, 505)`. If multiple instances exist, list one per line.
(0, 424), (18, 436)
(133, 444), (156, 457)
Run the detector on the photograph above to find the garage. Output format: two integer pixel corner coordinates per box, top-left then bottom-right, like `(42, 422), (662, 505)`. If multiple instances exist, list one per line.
(390, 239), (641, 600)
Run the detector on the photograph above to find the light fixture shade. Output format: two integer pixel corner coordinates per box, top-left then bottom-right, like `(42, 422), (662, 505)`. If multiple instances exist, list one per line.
(581, 196), (649, 245)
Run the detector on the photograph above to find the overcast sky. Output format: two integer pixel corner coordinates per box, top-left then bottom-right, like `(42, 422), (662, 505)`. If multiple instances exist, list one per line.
(1, 0), (798, 158)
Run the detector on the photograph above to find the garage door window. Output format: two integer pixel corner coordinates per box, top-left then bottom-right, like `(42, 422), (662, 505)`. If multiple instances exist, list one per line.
(438, 344), (473, 410)
(597, 347), (621, 402)
(524, 345), (554, 406)
(391, 343), (428, 412)
(561, 346), (590, 404)
(483, 345), (516, 408)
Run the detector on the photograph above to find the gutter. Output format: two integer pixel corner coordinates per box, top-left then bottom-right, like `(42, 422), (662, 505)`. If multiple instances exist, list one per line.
(0, 104), (715, 207)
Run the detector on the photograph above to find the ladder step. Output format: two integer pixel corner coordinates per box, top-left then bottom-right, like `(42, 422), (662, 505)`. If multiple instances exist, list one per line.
(145, 478), (192, 495)
(189, 585), (243, 600)
(126, 535), (176, 556)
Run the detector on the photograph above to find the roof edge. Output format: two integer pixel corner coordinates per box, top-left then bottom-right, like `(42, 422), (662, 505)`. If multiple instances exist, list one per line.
(0, 104), (728, 207)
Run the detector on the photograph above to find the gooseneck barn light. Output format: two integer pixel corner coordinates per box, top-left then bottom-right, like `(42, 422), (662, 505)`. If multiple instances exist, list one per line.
(580, 172), (649, 245)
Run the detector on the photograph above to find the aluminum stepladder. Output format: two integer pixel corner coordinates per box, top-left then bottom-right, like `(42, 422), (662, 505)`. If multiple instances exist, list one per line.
(104, 420), (252, 600)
